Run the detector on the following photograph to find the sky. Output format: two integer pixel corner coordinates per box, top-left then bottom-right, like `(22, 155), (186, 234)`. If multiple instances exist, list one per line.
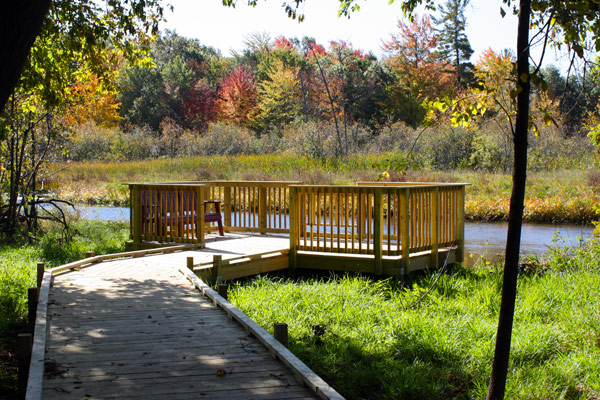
(163, 0), (572, 71)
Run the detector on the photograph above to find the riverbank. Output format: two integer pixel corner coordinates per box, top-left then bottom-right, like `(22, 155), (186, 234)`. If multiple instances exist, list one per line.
(48, 156), (599, 224)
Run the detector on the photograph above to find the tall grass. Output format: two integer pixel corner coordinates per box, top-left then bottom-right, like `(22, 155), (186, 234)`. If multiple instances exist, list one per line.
(230, 239), (600, 399)
(48, 155), (599, 223)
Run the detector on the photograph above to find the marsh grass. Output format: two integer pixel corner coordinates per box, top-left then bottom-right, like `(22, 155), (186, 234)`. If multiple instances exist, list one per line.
(230, 240), (600, 399)
(48, 156), (599, 223)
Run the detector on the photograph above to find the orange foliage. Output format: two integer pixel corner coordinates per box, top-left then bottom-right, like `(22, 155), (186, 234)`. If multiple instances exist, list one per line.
(216, 66), (258, 128)
(383, 15), (455, 100)
(63, 74), (122, 128)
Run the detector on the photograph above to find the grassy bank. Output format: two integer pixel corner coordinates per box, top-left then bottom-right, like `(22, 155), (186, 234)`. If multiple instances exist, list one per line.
(0, 221), (129, 398)
(230, 240), (600, 399)
(48, 155), (599, 223)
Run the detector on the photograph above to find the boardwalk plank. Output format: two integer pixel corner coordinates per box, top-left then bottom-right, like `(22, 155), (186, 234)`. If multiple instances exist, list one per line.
(40, 242), (332, 400)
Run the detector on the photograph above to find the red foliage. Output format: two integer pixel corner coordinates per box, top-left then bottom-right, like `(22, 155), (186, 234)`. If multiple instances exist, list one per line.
(274, 36), (295, 50)
(382, 14), (455, 100)
(307, 43), (327, 59)
(216, 66), (258, 127)
(183, 79), (217, 130)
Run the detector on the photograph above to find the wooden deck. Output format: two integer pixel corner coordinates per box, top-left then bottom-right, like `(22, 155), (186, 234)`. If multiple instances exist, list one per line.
(29, 235), (342, 400)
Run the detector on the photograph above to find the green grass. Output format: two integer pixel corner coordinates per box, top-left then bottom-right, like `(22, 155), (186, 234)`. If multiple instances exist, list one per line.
(0, 220), (129, 398)
(47, 155), (600, 223)
(229, 239), (600, 399)
(0, 220), (129, 340)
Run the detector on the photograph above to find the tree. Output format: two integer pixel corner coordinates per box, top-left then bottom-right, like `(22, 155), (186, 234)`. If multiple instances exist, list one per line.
(382, 14), (455, 126)
(118, 64), (171, 131)
(433, 0), (474, 86)
(183, 80), (218, 131)
(0, 1), (164, 239)
(256, 60), (302, 132)
(216, 66), (259, 128)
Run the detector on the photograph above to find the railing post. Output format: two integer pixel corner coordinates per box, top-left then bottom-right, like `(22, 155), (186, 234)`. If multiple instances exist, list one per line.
(457, 185), (465, 263)
(289, 186), (298, 272)
(400, 188), (411, 273)
(211, 254), (222, 284)
(224, 186), (232, 228)
(131, 184), (142, 247)
(373, 188), (383, 275)
(28, 287), (37, 334)
(259, 186), (267, 235)
(431, 187), (439, 269)
(195, 185), (205, 246)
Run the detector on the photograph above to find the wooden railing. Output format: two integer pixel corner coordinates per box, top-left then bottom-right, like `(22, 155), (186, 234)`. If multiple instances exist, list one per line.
(127, 181), (467, 273)
(289, 183), (467, 273)
(128, 181), (300, 247)
(128, 183), (208, 246)
(206, 181), (300, 234)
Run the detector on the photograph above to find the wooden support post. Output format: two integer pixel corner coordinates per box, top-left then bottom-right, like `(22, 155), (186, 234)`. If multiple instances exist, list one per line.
(36, 262), (44, 296)
(259, 186), (267, 235)
(224, 186), (232, 228)
(456, 186), (465, 263)
(186, 256), (194, 271)
(131, 185), (142, 248)
(28, 287), (37, 335)
(195, 186), (205, 246)
(273, 323), (288, 348)
(431, 187), (439, 269)
(373, 189), (383, 275)
(85, 251), (95, 258)
(288, 187), (298, 272)
(400, 189), (410, 274)
(17, 333), (32, 397)
(211, 254), (222, 284)
(218, 283), (228, 299)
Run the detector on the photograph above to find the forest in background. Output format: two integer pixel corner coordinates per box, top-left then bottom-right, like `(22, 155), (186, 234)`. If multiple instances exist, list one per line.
(60, 24), (599, 169)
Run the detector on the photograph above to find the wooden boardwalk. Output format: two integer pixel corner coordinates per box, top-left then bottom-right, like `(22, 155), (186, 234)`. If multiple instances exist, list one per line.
(30, 235), (341, 400)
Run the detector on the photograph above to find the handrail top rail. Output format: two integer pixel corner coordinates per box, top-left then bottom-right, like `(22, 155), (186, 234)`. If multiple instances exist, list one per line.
(290, 183), (470, 189)
(124, 180), (302, 187)
(124, 182), (211, 187)
(356, 181), (471, 187)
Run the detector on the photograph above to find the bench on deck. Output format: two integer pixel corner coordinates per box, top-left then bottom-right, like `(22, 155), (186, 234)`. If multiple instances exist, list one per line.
(140, 191), (224, 237)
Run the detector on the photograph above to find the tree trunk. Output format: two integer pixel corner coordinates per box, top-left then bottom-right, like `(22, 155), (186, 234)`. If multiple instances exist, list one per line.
(0, 1), (51, 114)
(486, 1), (531, 399)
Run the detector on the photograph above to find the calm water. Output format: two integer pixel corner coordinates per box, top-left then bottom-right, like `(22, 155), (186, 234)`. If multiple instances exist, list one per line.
(77, 205), (594, 258)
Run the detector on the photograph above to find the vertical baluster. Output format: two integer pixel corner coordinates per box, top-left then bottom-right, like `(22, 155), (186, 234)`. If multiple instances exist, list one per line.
(344, 191), (349, 253)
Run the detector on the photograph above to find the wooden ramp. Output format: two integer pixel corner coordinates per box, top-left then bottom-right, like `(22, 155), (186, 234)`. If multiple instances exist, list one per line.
(29, 236), (342, 400)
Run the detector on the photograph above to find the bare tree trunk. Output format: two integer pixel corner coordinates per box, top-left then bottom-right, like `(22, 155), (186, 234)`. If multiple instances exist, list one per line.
(486, 1), (531, 399)
(313, 55), (343, 157)
(0, 1), (51, 114)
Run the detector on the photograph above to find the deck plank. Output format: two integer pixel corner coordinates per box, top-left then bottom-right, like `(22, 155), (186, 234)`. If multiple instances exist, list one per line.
(41, 237), (324, 400)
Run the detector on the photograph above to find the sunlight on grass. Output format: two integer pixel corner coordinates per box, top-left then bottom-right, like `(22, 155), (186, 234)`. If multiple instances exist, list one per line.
(230, 240), (600, 399)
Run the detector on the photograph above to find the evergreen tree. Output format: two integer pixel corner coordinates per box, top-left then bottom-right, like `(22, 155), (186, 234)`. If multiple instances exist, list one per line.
(434, 0), (474, 86)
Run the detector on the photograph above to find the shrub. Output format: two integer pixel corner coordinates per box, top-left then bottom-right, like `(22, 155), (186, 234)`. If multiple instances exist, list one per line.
(424, 127), (474, 170)
(68, 122), (119, 161)
(110, 125), (160, 160)
(196, 122), (254, 155)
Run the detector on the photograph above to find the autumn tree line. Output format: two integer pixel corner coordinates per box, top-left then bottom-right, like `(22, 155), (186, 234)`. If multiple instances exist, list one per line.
(64, 11), (598, 168)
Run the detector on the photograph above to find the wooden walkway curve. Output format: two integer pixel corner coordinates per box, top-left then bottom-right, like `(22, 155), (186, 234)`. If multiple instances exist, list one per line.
(27, 235), (343, 400)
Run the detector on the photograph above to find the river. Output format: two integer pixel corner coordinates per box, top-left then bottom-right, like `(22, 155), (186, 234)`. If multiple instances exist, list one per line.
(77, 205), (595, 261)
